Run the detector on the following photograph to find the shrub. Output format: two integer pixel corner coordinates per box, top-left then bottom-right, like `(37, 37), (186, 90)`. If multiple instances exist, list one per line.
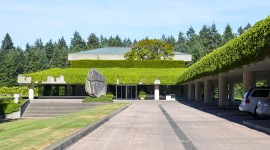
(106, 92), (114, 99)
(71, 60), (185, 68)
(138, 91), (146, 99)
(0, 99), (26, 114)
(82, 96), (113, 102)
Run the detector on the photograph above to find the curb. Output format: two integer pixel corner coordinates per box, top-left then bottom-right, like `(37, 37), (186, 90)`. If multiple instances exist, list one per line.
(243, 120), (270, 135)
(44, 104), (131, 150)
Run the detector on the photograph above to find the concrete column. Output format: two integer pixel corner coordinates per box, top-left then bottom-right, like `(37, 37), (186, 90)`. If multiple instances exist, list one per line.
(154, 84), (159, 100)
(66, 84), (71, 96)
(195, 82), (202, 102)
(29, 84), (34, 100)
(204, 80), (213, 104)
(229, 83), (235, 102)
(243, 71), (256, 92)
(218, 76), (228, 107)
(188, 83), (195, 101)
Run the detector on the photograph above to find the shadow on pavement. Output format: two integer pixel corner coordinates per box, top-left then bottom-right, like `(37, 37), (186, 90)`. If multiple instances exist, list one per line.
(177, 98), (270, 135)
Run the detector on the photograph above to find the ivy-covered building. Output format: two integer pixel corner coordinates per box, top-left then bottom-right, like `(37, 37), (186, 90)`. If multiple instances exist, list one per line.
(18, 47), (191, 100)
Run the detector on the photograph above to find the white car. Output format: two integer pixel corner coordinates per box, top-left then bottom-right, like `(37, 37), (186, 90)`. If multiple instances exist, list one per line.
(239, 87), (270, 118)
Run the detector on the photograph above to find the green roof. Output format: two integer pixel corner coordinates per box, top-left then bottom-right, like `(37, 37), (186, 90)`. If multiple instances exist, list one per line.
(74, 47), (131, 54)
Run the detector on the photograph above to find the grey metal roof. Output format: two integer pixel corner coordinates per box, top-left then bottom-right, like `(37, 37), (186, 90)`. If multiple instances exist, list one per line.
(72, 47), (190, 55)
(74, 47), (131, 54)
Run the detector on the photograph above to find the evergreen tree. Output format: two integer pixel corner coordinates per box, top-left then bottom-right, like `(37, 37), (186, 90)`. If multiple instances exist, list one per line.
(44, 39), (55, 65)
(1, 33), (14, 51)
(70, 31), (86, 52)
(100, 35), (108, 47)
(186, 27), (195, 39)
(87, 33), (100, 49)
(237, 26), (244, 36)
(114, 35), (123, 46)
(24, 43), (40, 73)
(175, 31), (187, 53)
(51, 37), (69, 68)
(222, 24), (235, 45)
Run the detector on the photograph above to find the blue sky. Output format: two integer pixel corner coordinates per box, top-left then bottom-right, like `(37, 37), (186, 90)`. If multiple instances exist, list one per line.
(0, 0), (269, 48)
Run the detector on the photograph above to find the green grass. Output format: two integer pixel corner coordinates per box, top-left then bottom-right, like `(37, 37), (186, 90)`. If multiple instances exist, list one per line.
(82, 96), (113, 102)
(0, 103), (127, 150)
(23, 68), (186, 85)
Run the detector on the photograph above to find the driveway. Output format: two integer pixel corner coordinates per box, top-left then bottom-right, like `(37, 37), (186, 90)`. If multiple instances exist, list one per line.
(67, 101), (270, 150)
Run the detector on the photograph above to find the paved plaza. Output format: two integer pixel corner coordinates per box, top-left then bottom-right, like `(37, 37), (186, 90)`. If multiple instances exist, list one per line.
(67, 101), (270, 150)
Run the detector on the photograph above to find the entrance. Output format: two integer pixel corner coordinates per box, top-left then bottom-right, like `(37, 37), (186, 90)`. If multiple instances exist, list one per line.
(116, 85), (137, 100)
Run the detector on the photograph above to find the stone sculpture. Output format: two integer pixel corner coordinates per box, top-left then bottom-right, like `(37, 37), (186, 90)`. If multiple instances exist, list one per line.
(85, 68), (107, 97)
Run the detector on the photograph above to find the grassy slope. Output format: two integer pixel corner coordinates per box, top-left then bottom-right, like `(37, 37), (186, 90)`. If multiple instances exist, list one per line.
(23, 68), (186, 85)
(0, 103), (127, 150)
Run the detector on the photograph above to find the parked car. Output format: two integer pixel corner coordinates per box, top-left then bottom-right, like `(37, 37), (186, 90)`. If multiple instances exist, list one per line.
(256, 100), (270, 118)
(239, 87), (270, 118)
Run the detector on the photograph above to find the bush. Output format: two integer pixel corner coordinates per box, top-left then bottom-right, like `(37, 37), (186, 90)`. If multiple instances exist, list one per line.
(82, 96), (113, 102)
(0, 99), (26, 114)
(178, 15), (270, 83)
(71, 60), (185, 68)
(138, 91), (146, 99)
(106, 92), (114, 99)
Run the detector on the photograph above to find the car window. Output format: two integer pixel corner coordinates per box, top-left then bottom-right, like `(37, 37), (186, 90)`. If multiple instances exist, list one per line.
(243, 91), (250, 98)
(251, 90), (270, 97)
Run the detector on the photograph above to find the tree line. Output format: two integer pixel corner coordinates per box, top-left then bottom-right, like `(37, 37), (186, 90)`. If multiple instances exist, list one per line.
(0, 23), (251, 86)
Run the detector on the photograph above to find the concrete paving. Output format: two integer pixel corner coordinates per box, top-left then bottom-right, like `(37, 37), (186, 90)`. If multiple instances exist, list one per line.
(67, 101), (270, 150)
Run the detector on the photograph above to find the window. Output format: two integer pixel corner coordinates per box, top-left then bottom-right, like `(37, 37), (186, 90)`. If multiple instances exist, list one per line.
(251, 90), (270, 97)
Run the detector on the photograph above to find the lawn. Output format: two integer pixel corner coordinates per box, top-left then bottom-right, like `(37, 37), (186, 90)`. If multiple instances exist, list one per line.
(0, 102), (127, 150)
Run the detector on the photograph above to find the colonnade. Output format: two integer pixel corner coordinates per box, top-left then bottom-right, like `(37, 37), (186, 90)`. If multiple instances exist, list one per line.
(186, 71), (256, 107)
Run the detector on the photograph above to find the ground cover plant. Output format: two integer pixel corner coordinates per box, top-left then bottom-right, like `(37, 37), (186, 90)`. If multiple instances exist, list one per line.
(0, 103), (127, 150)
(23, 68), (186, 85)
(82, 95), (113, 102)
(178, 16), (270, 83)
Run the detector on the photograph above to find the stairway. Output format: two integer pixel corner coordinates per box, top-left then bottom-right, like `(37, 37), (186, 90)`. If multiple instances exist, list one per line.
(22, 99), (106, 118)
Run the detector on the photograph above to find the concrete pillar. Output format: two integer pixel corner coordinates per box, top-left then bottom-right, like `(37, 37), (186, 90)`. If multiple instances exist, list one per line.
(29, 84), (34, 100)
(66, 84), (71, 96)
(195, 82), (202, 102)
(218, 76), (228, 107)
(229, 83), (235, 102)
(154, 84), (159, 100)
(243, 71), (256, 92)
(188, 83), (195, 101)
(204, 80), (213, 103)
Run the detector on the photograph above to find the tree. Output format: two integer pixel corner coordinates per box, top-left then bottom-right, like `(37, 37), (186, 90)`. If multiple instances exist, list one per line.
(51, 37), (69, 68)
(70, 31), (86, 52)
(175, 31), (187, 53)
(237, 26), (244, 36)
(186, 27), (195, 39)
(123, 38), (132, 47)
(87, 33), (100, 49)
(222, 24), (235, 45)
(124, 39), (174, 60)
(1, 33), (14, 51)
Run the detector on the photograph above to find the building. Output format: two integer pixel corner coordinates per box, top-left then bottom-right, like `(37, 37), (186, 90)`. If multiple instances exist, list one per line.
(18, 47), (192, 100)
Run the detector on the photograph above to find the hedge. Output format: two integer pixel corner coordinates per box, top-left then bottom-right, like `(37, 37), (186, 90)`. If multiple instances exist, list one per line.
(0, 100), (26, 114)
(23, 68), (186, 85)
(70, 60), (185, 68)
(178, 15), (270, 83)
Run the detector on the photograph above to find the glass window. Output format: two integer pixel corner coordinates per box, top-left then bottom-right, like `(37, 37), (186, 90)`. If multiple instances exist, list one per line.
(251, 90), (270, 97)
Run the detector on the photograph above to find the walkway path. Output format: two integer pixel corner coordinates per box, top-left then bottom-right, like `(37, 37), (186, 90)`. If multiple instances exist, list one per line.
(67, 101), (270, 150)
